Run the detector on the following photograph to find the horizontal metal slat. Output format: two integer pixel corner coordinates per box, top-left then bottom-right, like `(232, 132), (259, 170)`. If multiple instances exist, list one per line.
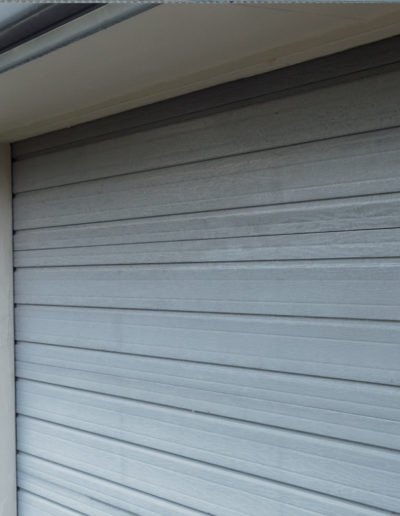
(16, 380), (400, 473)
(18, 452), (392, 516)
(19, 481), (131, 516)
(15, 346), (400, 448)
(18, 455), (203, 516)
(17, 416), (400, 513)
(13, 192), (400, 252)
(18, 490), (81, 516)
(14, 260), (400, 320)
(13, 127), (400, 230)
(17, 417), (301, 516)
(13, 228), (400, 267)
(14, 305), (400, 384)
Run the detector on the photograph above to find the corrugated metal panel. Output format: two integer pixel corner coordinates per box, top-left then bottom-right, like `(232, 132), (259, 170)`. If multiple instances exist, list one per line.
(13, 41), (400, 515)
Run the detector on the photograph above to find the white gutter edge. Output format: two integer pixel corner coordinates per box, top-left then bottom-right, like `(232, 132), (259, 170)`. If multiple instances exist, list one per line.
(0, 3), (158, 74)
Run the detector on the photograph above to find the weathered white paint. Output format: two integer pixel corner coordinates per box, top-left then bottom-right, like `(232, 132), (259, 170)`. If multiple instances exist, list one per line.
(0, 144), (16, 516)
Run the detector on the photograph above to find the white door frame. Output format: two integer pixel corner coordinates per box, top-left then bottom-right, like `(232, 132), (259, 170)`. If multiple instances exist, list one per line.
(0, 143), (17, 516)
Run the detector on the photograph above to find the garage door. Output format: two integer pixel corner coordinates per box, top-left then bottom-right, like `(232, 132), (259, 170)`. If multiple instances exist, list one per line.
(12, 39), (400, 516)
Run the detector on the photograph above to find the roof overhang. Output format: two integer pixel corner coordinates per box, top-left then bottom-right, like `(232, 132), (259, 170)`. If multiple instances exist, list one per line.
(1, 3), (400, 142)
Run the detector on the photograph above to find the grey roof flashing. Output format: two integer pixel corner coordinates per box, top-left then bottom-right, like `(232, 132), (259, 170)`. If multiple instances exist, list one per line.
(0, 3), (157, 74)
(0, 4), (102, 55)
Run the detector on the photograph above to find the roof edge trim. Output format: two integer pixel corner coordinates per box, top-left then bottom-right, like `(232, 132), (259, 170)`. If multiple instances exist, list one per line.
(0, 3), (158, 75)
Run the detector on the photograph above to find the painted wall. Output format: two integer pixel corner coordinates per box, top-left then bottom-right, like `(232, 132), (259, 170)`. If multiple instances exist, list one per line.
(0, 144), (16, 516)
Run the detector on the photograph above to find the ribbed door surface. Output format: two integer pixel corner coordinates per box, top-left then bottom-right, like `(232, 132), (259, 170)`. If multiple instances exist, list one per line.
(13, 40), (400, 516)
